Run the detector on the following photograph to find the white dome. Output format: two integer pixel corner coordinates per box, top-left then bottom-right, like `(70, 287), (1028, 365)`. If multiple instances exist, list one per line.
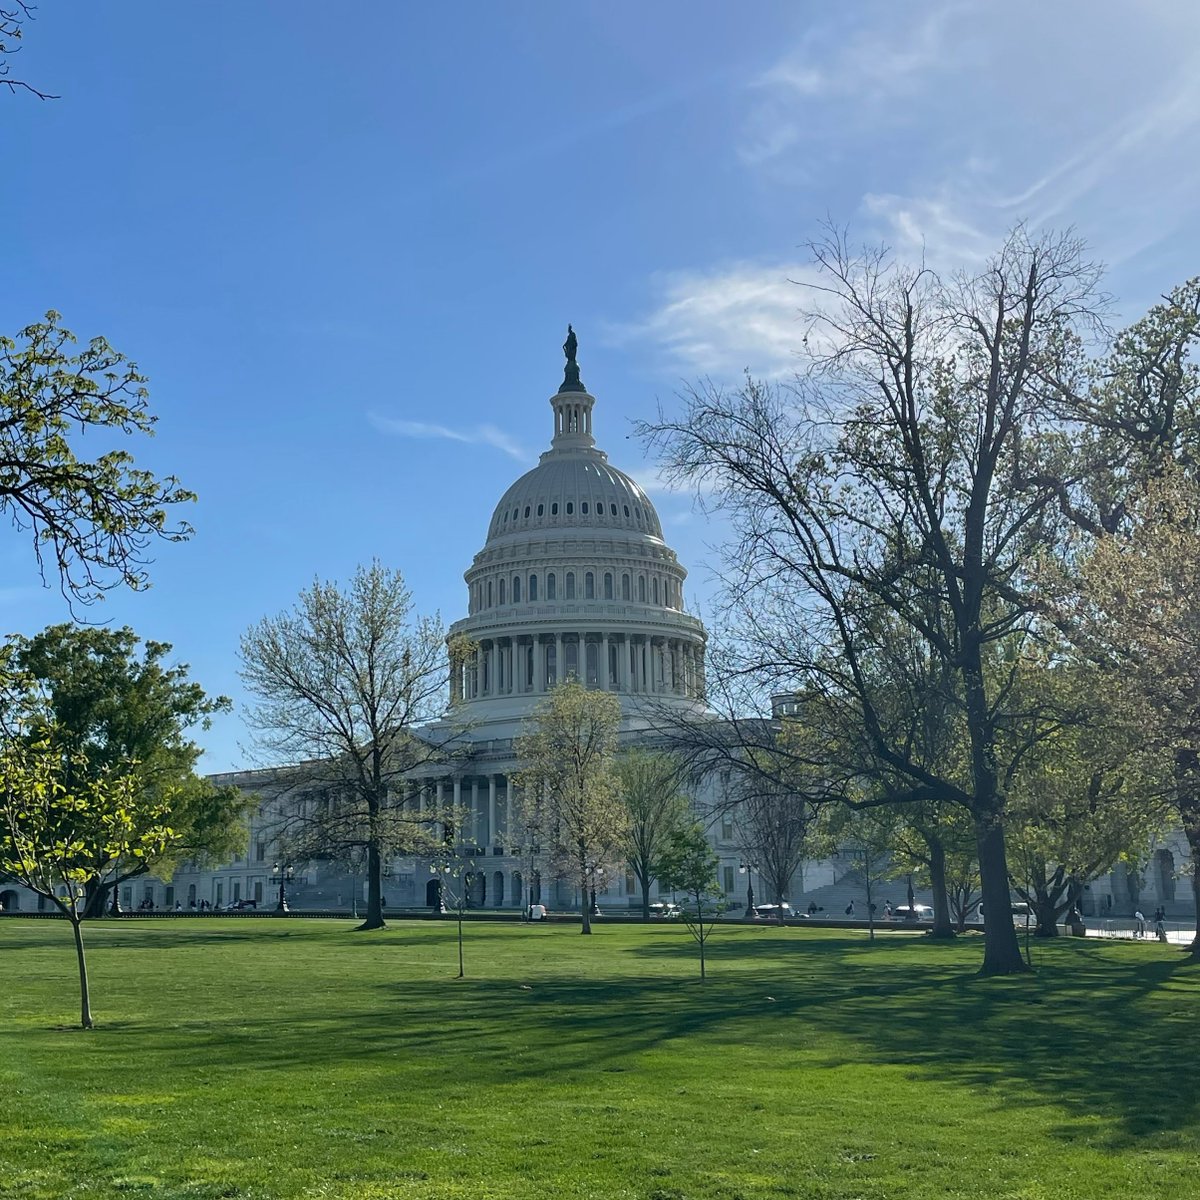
(486, 449), (663, 544)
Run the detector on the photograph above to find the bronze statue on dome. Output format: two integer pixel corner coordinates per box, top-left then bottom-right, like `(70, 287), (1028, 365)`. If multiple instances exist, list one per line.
(559, 324), (585, 393)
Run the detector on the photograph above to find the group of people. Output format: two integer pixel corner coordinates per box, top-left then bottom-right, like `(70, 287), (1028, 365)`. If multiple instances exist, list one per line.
(1133, 907), (1169, 941)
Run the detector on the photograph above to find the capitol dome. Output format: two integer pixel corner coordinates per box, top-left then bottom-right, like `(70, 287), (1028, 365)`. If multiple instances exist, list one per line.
(446, 332), (707, 727)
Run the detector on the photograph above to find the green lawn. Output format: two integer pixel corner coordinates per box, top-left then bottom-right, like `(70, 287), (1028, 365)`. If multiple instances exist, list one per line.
(0, 918), (1196, 1200)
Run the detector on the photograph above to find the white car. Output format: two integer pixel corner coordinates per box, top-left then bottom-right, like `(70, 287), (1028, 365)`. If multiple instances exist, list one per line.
(892, 904), (934, 920)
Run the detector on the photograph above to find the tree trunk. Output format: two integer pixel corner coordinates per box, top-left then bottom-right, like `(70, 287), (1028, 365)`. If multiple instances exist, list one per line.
(82, 880), (110, 920)
(975, 810), (1029, 975)
(1034, 889), (1061, 938)
(69, 914), (94, 1030)
(357, 835), (385, 931)
(928, 838), (955, 939)
(579, 850), (592, 934)
(696, 895), (706, 981)
(641, 877), (651, 921)
(1175, 749), (1200, 956)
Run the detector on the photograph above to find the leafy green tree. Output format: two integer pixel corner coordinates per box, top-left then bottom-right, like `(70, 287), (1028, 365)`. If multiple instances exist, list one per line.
(1, 312), (194, 605)
(240, 561), (455, 931)
(0, 732), (176, 1028)
(8, 624), (246, 917)
(514, 680), (626, 935)
(616, 749), (691, 919)
(657, 822), (723, 980)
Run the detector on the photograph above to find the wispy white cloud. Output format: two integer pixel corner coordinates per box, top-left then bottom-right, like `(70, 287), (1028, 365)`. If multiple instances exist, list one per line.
(740, 3), (967, 165)
(367, 414), (531, 463)
(608, 263), (819, 378)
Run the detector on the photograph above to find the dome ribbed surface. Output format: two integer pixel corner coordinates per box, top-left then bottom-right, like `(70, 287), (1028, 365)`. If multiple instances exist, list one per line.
(486, 452), (663, 542)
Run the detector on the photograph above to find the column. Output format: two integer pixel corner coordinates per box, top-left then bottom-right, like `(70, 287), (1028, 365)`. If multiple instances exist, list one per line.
(619, 635), (629, 692)
(488, 775), (497, 849)
(555, 634), (564, 685)
(489, 641), (499, 695)
(599, 634), (610, 690)
(452, 778), (462, 842)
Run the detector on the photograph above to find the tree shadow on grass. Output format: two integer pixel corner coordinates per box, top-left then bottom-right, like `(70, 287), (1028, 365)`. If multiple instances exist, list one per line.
(7, 922), (1196, 1153)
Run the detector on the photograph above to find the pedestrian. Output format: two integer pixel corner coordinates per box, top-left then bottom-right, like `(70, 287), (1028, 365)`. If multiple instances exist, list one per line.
(845, 901), (855, 917)
(1134, 909), (1146, 938)
(884, 901), (893, 919)
(807, 901), (817, 917)
(1155, 910), (1168, 942)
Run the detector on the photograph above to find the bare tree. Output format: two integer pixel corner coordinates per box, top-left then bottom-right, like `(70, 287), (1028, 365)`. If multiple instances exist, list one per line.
(643, 225), (1110, 975)
(734, 781), (814, 923)
(1, 3), (56, 99)
(239, 561), (461, 931)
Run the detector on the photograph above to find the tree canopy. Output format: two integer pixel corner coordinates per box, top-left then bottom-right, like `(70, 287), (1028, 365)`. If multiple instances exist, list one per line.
(1, 313), (195, 605)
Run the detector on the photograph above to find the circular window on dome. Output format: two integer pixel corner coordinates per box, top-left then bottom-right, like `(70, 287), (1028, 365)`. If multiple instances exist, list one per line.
(624, 505), (630, 518)
(610, 503), (618, 516)
(551, 502), (559, 515)
(581, 502), (589, 515)
(524, 506), (531, 519)
(566, 501), (573, 515)
(537, 504), (544, 517)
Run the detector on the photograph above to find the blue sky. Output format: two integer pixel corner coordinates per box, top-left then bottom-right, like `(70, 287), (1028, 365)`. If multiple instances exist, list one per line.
(3, 1), (1198, 770)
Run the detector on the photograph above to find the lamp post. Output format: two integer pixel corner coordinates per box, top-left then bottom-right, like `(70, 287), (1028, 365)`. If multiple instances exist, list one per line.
(739, 860), (758, 920)
(270, 862), (295, 913)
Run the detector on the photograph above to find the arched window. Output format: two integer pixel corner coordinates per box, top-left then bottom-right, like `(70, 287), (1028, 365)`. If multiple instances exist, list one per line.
(585, 572), (595, 599)
(653, 577), (660, 605)
(610, 503), (618, 516)
(512, 575), (521, 604)
(552, 502), (559, 515)
(566, 501), (574, 515)
(566, 572), (575, 599)
(622, 574), (631, 601)
(638, 575), (646, 603)
(487, 580), (493, 606)
(547, 573), (556, 600)
(499, 578), (506, 605)
(523, 506), (531, 519)
(604, 572), (613, 600)
(582, 502), (589, 515)
(528, 574), (538, 602)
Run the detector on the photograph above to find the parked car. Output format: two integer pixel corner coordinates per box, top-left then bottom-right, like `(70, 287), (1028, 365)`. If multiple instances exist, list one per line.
(648, 902), (681, 919)
(892, 903), (934, 920)
(754, 903), (795, 919)
(225, 898), (258, 911)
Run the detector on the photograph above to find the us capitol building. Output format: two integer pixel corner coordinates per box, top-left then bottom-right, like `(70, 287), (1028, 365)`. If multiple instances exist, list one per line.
(64, 333), (743, 916)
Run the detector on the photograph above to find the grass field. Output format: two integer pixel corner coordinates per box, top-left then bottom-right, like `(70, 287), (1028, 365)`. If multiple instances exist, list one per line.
(1, 918), (1197, 1200)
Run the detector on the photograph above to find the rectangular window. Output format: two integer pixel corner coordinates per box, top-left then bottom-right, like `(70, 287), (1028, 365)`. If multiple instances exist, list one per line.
(625, 871), (635, 895)
(215, 882), (224, 908)
(255, 841), (266, 862)
(254, 881), (264, 903)
(232, 882), (241, 903)
(164, 887), (175, 908)
(566, 572), (575, 599)
(721, 815), (734, 839)
(604, 572), (613, 599)
(723, 866), (735, 894)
